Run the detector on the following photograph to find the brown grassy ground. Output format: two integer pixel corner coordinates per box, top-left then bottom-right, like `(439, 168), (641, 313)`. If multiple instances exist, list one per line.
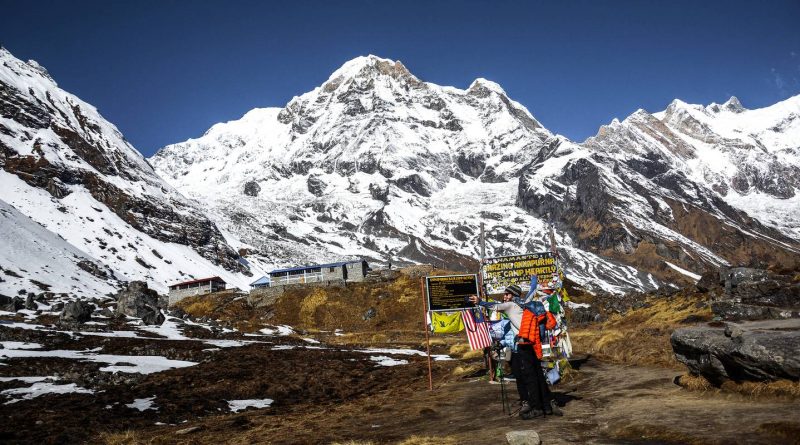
(569, 291), (713, 368)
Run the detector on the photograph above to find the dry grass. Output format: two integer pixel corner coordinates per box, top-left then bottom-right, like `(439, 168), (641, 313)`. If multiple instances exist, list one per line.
(396, 436), (459, 445)
(451, 364), (482, 377)
(570, 294), (712, 368)
(98, 430), (152, 445)
(676, 373), (800, 399)
(330, 441), (375, 445)
(181, 299), (216, 316)
(460, 349), (484, 360)
(675, 373), (713, 392)
(721, 378), (800, 398)
(174, 291), (267, 333)
(447, 343), (470, 356)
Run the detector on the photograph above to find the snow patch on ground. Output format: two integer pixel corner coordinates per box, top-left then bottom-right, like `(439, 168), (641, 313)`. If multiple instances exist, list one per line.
(370, 356), (408, 367)
(126, 396), (157, 411)
(227, 398), (273, 412)
(2, 382), (94, 404)
(664, 261), (702, 281)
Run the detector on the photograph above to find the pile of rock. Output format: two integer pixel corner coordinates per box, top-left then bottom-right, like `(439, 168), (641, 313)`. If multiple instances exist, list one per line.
(671, 267), (800, 384)
(115, 281), (165, 325)
(700, 267), (800, 321)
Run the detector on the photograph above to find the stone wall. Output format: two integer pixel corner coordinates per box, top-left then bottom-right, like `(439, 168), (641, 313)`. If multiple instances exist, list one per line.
(247, 280), (347, 308)
(169, 283), (215, 306)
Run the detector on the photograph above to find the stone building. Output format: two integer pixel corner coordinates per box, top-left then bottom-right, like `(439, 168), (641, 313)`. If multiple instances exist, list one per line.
(252, 260), (369, 288)
(168, 276), (226, 305)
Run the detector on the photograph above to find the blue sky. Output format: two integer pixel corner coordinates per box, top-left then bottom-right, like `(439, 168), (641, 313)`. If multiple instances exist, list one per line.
(2, 0), (799, 156)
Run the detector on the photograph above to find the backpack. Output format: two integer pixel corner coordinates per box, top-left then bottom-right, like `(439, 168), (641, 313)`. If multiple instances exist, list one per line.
(516, 301), (557, 359)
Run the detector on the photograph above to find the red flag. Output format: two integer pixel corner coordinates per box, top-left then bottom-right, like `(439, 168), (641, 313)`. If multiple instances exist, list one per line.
(462, 309), (492, 350)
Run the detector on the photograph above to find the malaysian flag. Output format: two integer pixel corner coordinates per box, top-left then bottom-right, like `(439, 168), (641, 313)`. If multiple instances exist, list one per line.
(462, 309), (492, 350)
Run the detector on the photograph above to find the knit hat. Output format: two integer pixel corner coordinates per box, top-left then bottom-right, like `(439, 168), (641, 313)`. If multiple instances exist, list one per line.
(504, 284), (522, 298)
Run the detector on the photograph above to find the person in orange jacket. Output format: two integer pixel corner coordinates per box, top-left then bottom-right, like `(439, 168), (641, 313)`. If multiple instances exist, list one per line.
(471, 285), (563, 418)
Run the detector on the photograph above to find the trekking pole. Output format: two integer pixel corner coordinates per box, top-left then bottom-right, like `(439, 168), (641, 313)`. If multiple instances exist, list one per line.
(499, 362), (508, 414)
(497, 347), (510, 414)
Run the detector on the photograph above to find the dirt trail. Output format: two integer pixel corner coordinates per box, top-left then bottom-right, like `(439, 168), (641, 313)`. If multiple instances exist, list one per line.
(147, 355), (800, 444)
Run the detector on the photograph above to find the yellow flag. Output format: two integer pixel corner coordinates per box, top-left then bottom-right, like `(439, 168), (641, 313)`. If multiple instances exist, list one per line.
(431, 311), (464, 333)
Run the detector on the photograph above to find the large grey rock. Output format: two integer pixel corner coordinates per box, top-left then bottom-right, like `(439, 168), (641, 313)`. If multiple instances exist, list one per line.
(736, 279), (800, 309)
(506, 430), (541, 445)
(0, 295), (24, 312)
(115, 281), (165, 325)
(711, 301), (798, 322)
(568, 305), (604, 325)
(60, 300), (94, 323)
(671, 320), (800, 384)
(723, 267), (769, 296)
(25, 293), (36, 310)
(695, 269), (723, 292)
(243, 180), (261, 197)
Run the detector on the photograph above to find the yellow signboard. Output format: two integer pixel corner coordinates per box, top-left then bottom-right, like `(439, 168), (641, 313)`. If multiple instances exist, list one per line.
(481, 252), (558, 295)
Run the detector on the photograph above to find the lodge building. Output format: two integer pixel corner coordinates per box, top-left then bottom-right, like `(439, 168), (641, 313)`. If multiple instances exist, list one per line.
(168, 276), (226, 305)
(250, 260), (369, 289)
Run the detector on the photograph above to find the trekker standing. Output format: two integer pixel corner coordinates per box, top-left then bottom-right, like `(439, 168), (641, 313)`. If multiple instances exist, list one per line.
(470, 285), (562, 419)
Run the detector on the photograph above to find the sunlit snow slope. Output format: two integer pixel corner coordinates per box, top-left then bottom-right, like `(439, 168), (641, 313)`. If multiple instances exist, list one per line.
(0, 47), (254, 294)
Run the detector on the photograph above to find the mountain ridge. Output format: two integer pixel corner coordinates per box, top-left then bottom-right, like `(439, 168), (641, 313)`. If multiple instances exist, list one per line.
(150, 55), (800, 293)
(0, 47), (256, 295)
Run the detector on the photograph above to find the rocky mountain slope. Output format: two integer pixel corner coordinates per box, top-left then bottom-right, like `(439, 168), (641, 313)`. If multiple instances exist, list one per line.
(149, 55), (800, 293)
(0, 47), (254, 296)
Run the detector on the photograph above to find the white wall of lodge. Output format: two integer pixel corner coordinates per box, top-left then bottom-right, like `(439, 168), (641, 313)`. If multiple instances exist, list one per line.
(266, 261), (368, 287)
(168, 279), (225, 305)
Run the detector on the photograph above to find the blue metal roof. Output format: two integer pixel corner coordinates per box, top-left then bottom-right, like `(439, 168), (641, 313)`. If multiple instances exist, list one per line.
(249, 276), (271, 286)
(269, 260), (362, 275)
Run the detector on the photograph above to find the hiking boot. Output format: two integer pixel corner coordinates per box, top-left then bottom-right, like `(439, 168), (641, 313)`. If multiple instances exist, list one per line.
(520, 408), (544, 420)
(544, 400), (564, 416)
(519, 400), (533, 414)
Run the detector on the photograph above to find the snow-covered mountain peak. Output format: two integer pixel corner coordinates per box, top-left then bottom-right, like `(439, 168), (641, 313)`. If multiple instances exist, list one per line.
(321, 55), (420, 94)
(722, 96), (745, 113)
(150, 56), (800, 293)
(467, 77), (507, 96)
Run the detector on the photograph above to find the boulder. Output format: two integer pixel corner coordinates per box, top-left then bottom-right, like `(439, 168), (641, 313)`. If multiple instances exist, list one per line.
(24, 293), (36, 310)
(711, 301), (798, 322)
(115, 281), (165, 325)
(243, 180), (261, 197)
(723, 267), (769, 295)
(695, 270), (722, 292)
(506, 430), (541, 445)
(567, 305), (604, 325)
(671, 319), (800, 384)
(0, 295), (24, 312)
(737, 280), (800, 309)
(60, 301), (94, 323)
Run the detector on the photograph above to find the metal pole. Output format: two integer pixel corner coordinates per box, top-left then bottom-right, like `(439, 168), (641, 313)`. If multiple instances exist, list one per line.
(480, 222), (486, 261)
(548, 221), (558, 259)
(421, 277), (433, 391)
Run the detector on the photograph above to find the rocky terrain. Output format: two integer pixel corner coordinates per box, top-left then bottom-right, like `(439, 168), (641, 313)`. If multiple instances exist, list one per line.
(1, 267), (798, 444)
(671, 267), (800, 385)
(0, 47), (254, 296)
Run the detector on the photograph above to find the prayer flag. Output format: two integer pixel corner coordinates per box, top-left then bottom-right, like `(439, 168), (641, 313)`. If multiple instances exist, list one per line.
(462, 309), (492, 350)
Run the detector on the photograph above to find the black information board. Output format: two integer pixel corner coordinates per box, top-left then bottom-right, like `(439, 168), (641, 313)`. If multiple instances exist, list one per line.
(425, 274), (478, 312)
